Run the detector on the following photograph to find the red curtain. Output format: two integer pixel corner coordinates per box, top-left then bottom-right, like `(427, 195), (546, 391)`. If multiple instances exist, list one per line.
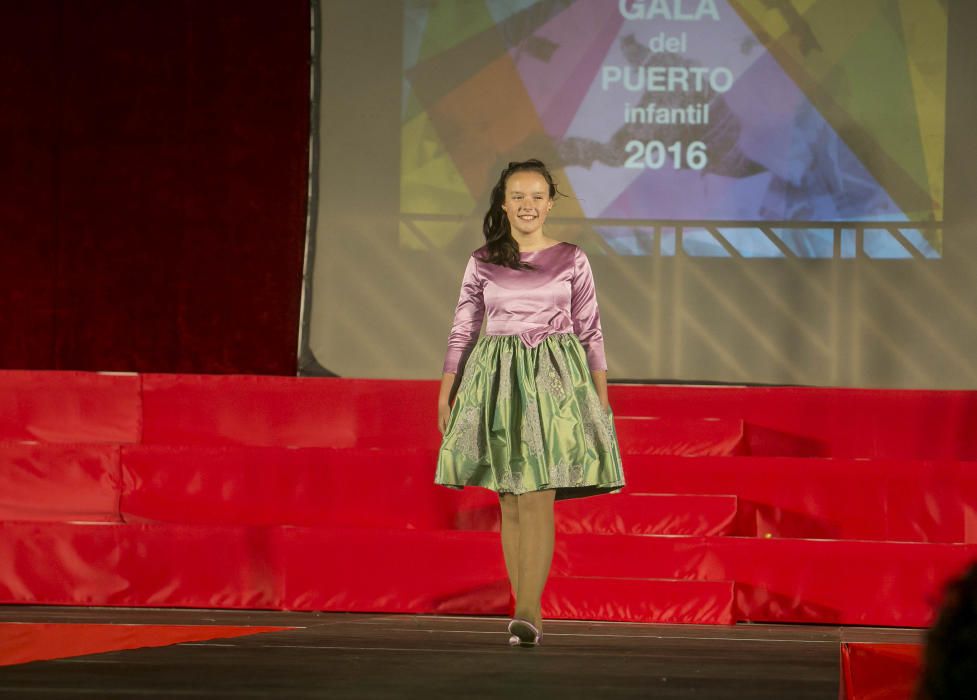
(0, 1), (309, 375)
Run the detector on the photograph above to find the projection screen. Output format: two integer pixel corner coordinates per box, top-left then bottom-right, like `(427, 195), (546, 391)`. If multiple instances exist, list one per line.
(301, 0), (977, 389)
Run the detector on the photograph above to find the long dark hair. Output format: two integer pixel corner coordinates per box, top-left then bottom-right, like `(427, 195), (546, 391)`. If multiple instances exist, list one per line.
(478, 159), (560, 270)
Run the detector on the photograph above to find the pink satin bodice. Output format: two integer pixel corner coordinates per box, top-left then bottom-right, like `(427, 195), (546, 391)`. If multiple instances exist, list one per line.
(442, 242), (607, 374)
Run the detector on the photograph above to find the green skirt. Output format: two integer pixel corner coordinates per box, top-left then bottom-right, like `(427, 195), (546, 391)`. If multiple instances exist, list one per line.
(436, 333), (625, 500)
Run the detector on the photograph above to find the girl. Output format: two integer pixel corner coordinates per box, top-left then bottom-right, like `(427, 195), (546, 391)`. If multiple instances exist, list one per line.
(435, 159), (625, 647)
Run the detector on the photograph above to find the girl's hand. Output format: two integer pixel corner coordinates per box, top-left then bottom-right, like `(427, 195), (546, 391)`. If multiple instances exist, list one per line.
(438, 401), (452, 434)
(438, 373), (458, 435)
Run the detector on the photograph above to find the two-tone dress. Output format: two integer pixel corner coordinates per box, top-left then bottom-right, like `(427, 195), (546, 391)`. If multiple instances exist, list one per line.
(435, 241), (625, 500)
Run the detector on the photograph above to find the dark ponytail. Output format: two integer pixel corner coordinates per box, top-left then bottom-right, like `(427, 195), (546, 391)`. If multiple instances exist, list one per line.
(478, 159), (560, 270)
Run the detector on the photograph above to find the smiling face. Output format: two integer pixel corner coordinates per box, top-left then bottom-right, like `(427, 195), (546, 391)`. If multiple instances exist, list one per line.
(501, 170), (554, 237)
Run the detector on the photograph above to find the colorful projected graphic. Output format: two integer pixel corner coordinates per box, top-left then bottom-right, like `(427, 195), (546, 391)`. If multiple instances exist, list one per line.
(400, 0), (946, 258)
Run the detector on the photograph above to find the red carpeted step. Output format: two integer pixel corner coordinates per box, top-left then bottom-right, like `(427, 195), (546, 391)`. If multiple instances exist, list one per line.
(543, 576), (734, 624)
(0, 443), (122, 522)
(622, 455), (977, 543)
(613, 416), (745, 456)
(0, 371), (140, 444)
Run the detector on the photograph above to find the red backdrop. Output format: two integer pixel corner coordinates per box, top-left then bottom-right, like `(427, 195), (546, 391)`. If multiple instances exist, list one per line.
(0, 1), (309, 375)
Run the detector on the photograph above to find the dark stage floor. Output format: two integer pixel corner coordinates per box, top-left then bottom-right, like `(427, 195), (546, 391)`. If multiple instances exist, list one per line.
(0, 606), (921, 699)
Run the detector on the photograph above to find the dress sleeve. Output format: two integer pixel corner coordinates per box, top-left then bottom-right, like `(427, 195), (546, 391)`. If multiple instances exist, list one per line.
(570, 246), (608, 371)
(442, 255), (485, 374)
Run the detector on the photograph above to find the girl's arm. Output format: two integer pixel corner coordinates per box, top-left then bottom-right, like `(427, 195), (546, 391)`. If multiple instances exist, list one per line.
(570, 247), (610, 410)
(439, 255), (484, 433)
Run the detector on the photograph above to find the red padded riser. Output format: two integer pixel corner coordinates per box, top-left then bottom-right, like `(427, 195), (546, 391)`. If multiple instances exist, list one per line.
(120, 447), (738, 535)
(136, 375), (977, 458)
(0, 523), (729, 623)
(0, 443), (121, 522)
(0, 523), (972, 626)
(0, 371), (140, 444)
(611, 385), (977, 460)
(543, 577), (734, 624)
(551, 494), (737, 537)
(120, 445), (460, 529)
(119, 446), (977, 542)
(3, 371), (976, 459)
(613, 417), (746, 456)
(623, 455), (977, 543)
(139, 374), (439, 449)
(8, 442), (968, 543)
(452, 491), (738, 536)
(557, 534), (977, 627)
(0, 521), (282, 608)
(139, 374), (749, 456)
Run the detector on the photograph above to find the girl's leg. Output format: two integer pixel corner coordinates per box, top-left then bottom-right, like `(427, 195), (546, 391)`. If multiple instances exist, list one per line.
(498, 493), (520, 603)
(514, 488), (556, 629)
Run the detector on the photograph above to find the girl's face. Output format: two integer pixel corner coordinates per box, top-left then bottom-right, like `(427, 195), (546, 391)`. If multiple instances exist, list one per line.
(502, 171), (553, 237)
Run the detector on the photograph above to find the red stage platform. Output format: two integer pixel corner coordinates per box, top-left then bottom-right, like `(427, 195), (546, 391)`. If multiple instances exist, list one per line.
(0, 370), (975, 626)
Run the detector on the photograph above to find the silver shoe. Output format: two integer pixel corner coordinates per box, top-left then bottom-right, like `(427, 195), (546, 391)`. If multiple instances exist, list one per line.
(507, 618), (541, 647)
